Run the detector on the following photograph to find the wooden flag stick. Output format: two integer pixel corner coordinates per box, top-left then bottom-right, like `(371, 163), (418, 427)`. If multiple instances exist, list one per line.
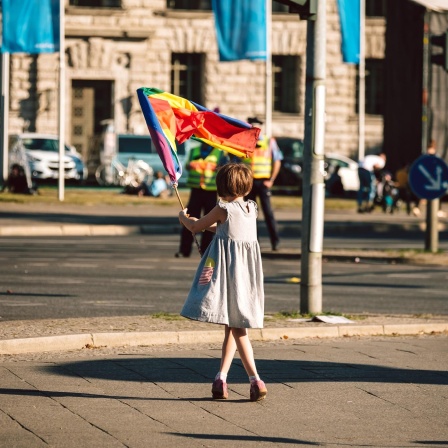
(173, 184), (202, 256)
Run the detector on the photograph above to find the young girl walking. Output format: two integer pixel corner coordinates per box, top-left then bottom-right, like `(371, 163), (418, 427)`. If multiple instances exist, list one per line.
(178, 163), (267, 402)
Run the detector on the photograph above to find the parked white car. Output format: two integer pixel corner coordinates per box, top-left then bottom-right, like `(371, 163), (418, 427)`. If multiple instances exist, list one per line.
(9, 133), (88, 184)
(325, 153), (360, 192)
(274, 136), (360, 195)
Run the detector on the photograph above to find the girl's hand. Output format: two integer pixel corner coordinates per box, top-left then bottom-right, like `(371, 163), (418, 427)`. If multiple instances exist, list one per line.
(179, 209), (199, 228)
(178, 208), (188, 225)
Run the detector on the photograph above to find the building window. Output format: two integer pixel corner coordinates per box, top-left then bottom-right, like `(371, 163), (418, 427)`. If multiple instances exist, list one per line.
(167, 0), (211, 10)
(356, 58), (384, 115)
(171, 53), (205, 104)
(69, 0), (121, 7)
(272, 55), (300, 113)
(73, 125), (83, 136)
(272, 3), (289, 13)
(366, 0), (386, 17)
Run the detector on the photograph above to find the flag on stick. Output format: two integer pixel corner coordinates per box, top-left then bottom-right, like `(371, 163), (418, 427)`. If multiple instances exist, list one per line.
(136, 87), (260, 184)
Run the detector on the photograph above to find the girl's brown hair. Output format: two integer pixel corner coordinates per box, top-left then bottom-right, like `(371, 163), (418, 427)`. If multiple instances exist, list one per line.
(216, 163), (253, 198)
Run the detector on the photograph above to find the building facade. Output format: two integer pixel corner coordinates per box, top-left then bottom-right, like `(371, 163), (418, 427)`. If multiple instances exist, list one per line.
(2, 0), (386, 171)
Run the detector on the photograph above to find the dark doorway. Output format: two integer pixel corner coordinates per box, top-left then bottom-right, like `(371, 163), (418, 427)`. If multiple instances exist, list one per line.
(71, 80), (113, 177)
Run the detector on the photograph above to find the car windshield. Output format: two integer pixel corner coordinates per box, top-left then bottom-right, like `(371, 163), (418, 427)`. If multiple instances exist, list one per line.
(327, 158), (349, 168)
(276, 138), (304, 159)
(118, 135), (187, 156)
(22, 138), (70, 153)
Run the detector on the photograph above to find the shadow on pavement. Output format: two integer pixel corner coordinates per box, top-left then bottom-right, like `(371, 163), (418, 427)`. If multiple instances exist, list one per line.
(167, 433), (319, 445)
(39, 358), (448, 386)
(0, 292), (73, 298)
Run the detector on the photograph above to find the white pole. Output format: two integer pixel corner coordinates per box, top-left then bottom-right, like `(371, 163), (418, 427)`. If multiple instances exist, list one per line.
(58, 0), (65, 201)
(300, 0), (327, 314)
(1, 53), (10, 184)
(265, 0), (272, 138)
(358, 0), (365, 162)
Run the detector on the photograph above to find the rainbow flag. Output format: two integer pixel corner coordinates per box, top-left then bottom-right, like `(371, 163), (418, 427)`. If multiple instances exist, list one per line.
(137, 87), (260, 184)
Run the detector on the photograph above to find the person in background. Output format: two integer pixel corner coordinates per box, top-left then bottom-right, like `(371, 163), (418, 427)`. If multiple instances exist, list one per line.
(325, 165), (345, 197)
(357, 153), (386, 213)
(427, 139), (436, 156)
(137, 171), (169, 198)
(175, 142), (228, 258)
(395, 163), (420, 216)
(376, 170), (399, 214)
(243, 117), (283, 251)
(1, 164), (36, 195)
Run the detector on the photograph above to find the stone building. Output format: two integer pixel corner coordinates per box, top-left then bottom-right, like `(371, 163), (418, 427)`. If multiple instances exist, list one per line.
(1, 0), (386, 171)
(383, 0), (448, 172)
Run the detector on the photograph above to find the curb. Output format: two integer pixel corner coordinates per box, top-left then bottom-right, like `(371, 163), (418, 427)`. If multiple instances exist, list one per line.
(0, 224), (144, 237)
(1, 323), (447, 355)
(0, 224), (183, 236)
(1, 220), (447, 237)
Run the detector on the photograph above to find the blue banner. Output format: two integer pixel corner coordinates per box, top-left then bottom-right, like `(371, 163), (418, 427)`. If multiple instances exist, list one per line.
(337, 0), (360, 64)
(1, 0), (60, 54)
(211, 0), (266, 62)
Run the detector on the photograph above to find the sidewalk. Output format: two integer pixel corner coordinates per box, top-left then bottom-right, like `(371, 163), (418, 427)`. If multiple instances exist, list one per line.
(1, 334), (447, 447)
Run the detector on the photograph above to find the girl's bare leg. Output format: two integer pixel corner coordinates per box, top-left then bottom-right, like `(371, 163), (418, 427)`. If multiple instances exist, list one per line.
(231, 327), (267, 401)
(212, 326), (236, 399)
(230, 327), (258, 377)
(219, 325), (237, 374)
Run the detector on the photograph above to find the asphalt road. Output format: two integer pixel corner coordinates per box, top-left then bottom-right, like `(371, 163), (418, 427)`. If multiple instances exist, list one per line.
(0, 235), (447, 321)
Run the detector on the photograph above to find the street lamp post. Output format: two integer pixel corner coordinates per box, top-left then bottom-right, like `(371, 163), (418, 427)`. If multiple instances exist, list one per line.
(300, 0), (326, 314)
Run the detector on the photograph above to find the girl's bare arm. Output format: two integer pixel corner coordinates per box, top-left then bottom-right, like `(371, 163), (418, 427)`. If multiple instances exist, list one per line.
(179, 205), (226, 234)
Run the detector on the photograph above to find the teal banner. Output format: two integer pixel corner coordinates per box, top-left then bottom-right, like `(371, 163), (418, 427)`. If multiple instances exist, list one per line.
(337, 0), (360, 64)
(1, 0), (60, 54)
(211, 0), (266, 62)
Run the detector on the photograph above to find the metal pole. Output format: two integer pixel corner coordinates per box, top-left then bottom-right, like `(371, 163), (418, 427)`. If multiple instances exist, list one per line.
(358, 0), (365, 162)
(422, 12), (430, 156)
(300, 0), (326, 314)
(265, 0), (272, 138)
(58, 0), (65, 201)
(422, 11), (438, 252)
(425, 198), (439, 252)
(1, 53), (10, 185)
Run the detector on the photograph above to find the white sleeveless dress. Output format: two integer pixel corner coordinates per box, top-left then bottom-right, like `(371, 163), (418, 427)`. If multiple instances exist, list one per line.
(181, 199), (264, 328)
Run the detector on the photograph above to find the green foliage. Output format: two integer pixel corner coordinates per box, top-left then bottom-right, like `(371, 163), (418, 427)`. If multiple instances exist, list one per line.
(0, 187), (354, 210)
(0, 187), (190, 207)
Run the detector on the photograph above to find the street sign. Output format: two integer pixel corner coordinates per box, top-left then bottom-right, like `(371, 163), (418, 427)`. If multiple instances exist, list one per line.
(409, 155), (448, 200)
